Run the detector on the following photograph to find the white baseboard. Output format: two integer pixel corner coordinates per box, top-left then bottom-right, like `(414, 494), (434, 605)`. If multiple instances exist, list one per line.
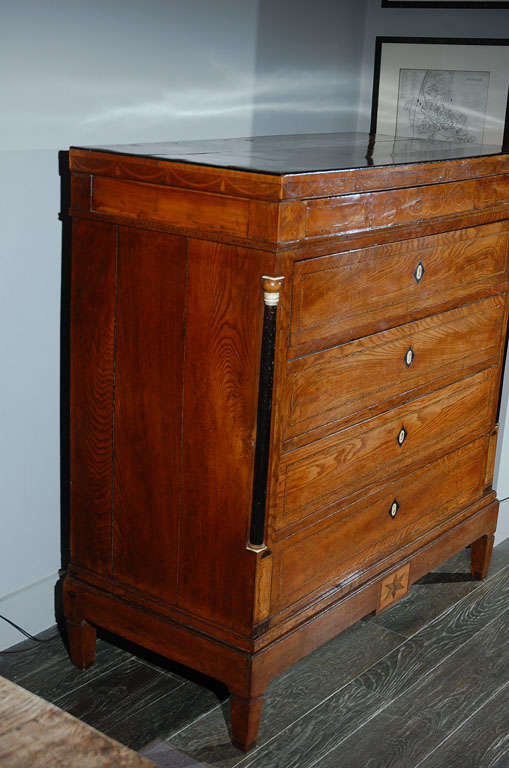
(0, 573), (58, 651)
(496, 498), (509, 545)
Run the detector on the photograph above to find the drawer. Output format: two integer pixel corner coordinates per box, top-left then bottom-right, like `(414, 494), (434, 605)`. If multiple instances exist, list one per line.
(273, 436), (488, 610)
(276, 367), (496, 531)
(290, 225), (508, 355)
(285, 294), (505, 442)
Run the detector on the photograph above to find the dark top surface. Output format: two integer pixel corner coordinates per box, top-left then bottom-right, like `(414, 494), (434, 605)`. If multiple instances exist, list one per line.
(73, 132), (506, 176)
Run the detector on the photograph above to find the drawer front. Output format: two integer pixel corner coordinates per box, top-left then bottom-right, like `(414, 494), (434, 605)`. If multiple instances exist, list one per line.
(286, 294), (505, 442)
(477, 174), (509, 208)
(305, 179), (476, 238)
(290, 226), (508, 354)
(276, 367), (496, 531)
(273, 437), (488, 610)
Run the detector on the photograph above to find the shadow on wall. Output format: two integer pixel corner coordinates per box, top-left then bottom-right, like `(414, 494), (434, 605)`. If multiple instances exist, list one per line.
(251, 0), (368, 137)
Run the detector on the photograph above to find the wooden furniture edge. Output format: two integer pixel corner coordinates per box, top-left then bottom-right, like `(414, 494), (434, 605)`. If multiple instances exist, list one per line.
(69, 147), (509, 200)
(62, 497), (497, 672)
(67, 150), (508, 249)
(257, 491), (497, 643)
(69, 148), (284, 201)
(63, 574), (252, 691)
(66, 198), (509, 255)
(283, 154), (509, 199)
(250, 499), (499, 691)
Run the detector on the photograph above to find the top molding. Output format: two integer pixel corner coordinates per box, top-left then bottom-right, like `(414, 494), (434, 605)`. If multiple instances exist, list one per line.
(69, 147), (509, 202)
(67, 137), (509, 249)
(69, 132), (509, 201)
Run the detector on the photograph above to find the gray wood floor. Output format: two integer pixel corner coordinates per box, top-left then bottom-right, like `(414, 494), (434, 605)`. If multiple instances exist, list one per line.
(2, 540), (509, 768)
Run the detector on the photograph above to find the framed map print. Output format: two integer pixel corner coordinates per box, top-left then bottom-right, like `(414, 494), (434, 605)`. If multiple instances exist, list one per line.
(370, 38), (509, 147)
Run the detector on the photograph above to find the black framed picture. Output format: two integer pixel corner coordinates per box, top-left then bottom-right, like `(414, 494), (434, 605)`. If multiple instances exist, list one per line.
(370, 37), (509, 148)
(382, 2), (509, 8)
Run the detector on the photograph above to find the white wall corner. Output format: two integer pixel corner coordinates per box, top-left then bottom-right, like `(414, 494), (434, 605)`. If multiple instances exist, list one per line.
(496, 499), (509, 546)
(0, 574), (58, 651)
(495, 347), (509, 501)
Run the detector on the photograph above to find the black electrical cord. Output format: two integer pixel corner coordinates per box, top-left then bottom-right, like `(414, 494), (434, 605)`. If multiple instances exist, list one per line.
(0, 614), (60, 654)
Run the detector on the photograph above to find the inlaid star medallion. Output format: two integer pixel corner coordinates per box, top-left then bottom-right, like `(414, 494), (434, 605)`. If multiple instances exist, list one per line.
(385, 572), (406, 600)
(377, 563), (411, 613)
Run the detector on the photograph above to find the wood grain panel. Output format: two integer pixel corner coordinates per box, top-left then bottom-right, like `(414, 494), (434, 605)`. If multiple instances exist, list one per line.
(70, 219), (116, 573)
(290, 228), (508, 354)
(282, 157), (509, 199)
(281, 219), (509, 271)
(248, 199), (279, 242)
(304, 196), (367, 237)
(263, 495), (495, 642)
(255, 502), (497, 677)
(305, 180), (475, 238)
(69, 175), (509, 253)
(274, 438), (487, 609)
(277, 201), (306, 242)
(277, 368), (496, 530)
(70, 148), (283, 200)
(92, 175), (251, 238)
(286, 294), (505, 441)
(369, 543), (509, 640)
(254, 554), (273, 625)
(368, 180), (475, 229)
(66, 562), (255, 651)
(112, 228), (186, 603)
(68, 146), (509, 202)
(484, 425), (499, 489)
(476, 173), (509, 208)
(63, 575), (251, 693)
(177, 239), (274, 631)
(70, 173), (90, 210)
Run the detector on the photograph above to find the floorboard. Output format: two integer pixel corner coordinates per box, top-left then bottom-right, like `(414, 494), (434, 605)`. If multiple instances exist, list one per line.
(168, 622), (403, 767)
(105, 678), (228, 751)
(416, 680), (509, 768)
(0, 626), (69, 684)
(313, 609), (509, 768)
(10, 638), (131, 703)
(54, 656), (184, 733)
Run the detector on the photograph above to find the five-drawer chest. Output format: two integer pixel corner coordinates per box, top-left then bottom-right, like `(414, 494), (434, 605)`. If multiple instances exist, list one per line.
(61, 133), (509, 750)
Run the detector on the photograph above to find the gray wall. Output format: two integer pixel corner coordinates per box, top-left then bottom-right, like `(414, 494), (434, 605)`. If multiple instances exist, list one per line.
(252, 0), (368, 136)
(0, 0), (367, 649)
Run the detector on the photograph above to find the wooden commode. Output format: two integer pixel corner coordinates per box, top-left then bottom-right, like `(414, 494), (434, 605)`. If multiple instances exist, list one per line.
(60, 133), (509, 751)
